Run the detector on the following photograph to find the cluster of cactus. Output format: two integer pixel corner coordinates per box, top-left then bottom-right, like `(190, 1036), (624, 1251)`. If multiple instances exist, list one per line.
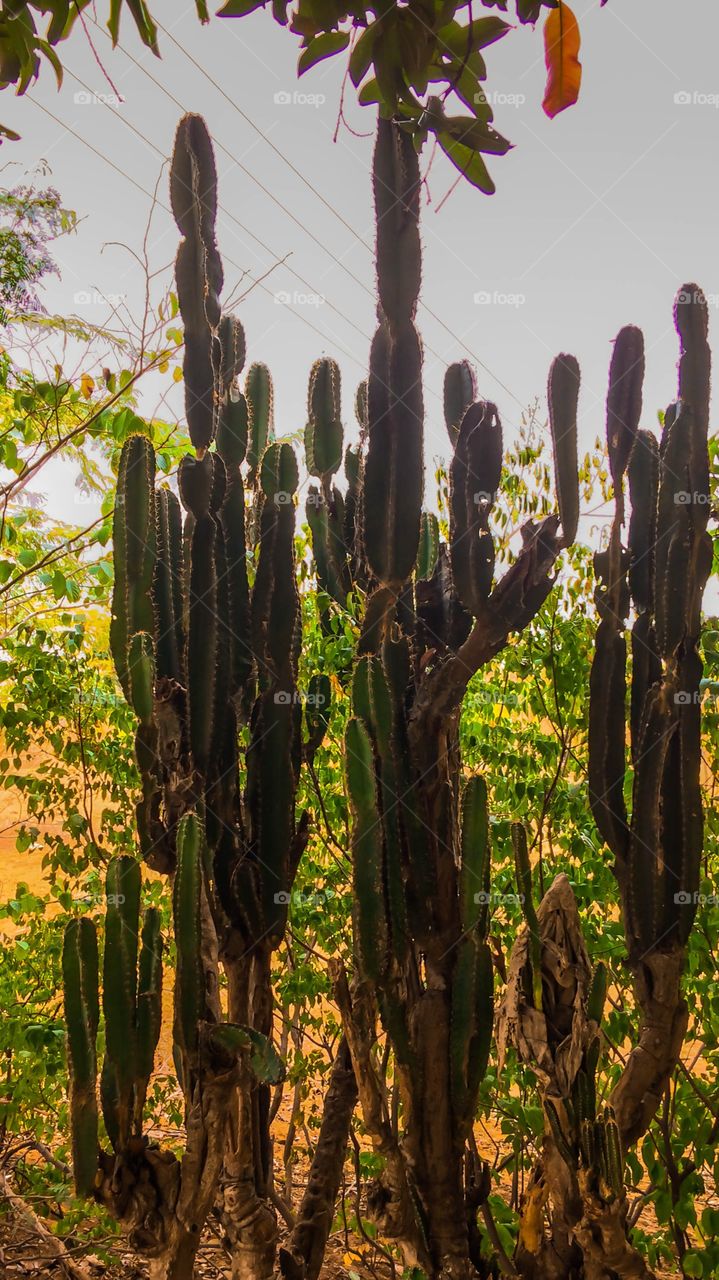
(588, 286), (712, 960)
(62, 114), (328, 1276)
(63, 857), (163, 1196)
(106, 114), (320, 950)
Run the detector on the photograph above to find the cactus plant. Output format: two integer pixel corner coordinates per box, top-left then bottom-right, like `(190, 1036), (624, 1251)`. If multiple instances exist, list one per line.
(330, 114), (581, 1280)
(589, 286), (712, 1150)
(61, 106), (713, 1280)
(62, 113), (336, 1280)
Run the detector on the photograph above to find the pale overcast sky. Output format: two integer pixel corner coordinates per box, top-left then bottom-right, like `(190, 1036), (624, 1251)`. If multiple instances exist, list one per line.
(4, 1), (719, 539)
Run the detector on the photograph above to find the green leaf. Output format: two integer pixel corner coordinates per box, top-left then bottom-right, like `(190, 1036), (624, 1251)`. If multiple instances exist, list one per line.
(217, 0), (267, 13)
(437, 133), (496, 193)
(349, 22), (379, 87)
(298, 30), (350, 75)
(440, 115), (512, 155)
(358, 77), (381, 105)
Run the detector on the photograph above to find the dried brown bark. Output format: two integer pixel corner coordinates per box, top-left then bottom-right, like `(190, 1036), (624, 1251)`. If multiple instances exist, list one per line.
(500, 876), (659, 1280)
(279, 1037), (358, 1280)
(610, 947), (688, 1150)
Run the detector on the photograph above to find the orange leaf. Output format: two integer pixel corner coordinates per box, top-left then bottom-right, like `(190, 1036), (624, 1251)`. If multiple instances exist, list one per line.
(80, 373), (95, 400)
(542, 2), (582, 119)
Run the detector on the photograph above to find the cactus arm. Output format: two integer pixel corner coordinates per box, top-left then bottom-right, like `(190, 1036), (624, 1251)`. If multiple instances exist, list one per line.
(62, 918), (99, 1196)
(345, 716), (387, 982)
(154, 486), (184, 683)
(254, 690), (296, 942)
(135, 906), (163, 1128)
(606, 325), (644, 497)
(103, 855), (141, 1149)
(219, 470), (253, 695)
(173, 813), (206, 1060)
(362, 121), (424, 588)
(170, 113), (223, 452)
(110, 434), (156, 699)
(444, 359), (476, 448)
(415, 512), (439, 582)
(547, 353), (580, 547)
(306, 357), (343, 485)
(588, 619), (629, 860)
(246, 361), (274, 478)
(187, 513), (218, 776)
(459, 775), (490, 936)
(127, 631), (155, 727)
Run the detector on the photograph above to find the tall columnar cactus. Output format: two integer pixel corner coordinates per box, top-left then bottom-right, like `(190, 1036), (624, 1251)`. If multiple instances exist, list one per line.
(589, 285), (712, 1148)
(63, 860), (162, 1193)
(63, 918), (99, 1198)
(362, 118), (424, 590)
(331, 115), (582, 1280)
(64, 114), (336, 1280)
(62, 850), (285, 1268)
(170, 113), (223, 454)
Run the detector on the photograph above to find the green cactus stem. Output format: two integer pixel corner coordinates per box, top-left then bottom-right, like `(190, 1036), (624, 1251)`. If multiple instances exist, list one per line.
(444, 360), (477, 448)
(170, 113), (223, 452)
(63, 918), (99, 1196)
(173, 813), (205, 1059)
(547, 353), (580, 547)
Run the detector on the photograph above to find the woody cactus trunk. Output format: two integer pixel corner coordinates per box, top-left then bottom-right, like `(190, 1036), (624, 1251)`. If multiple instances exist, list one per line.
(62, 114), (355, 1280)
(324, 117), (581, 1280)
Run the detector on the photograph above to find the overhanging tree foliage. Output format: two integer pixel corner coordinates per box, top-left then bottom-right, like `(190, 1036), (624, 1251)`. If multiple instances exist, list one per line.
(1, 0), (589, 188)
